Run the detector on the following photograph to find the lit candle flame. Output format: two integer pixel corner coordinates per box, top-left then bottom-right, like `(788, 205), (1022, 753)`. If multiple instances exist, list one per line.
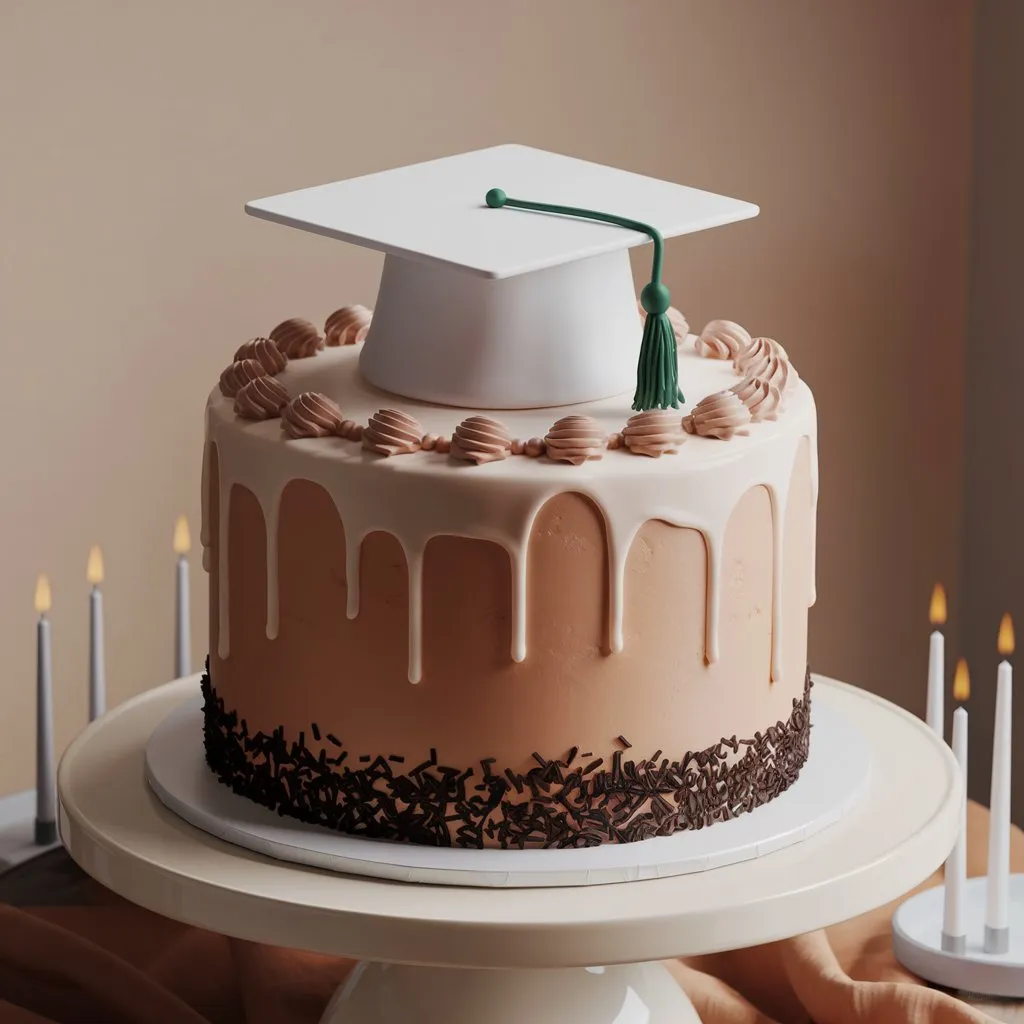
(929, 583), (947, 627)
(86, 545), (104, 585)
(34, 574), (52, 615)
(173, 515), (191, 556)
(998, 613), (1015, 658)
(953, 657), (971, 701)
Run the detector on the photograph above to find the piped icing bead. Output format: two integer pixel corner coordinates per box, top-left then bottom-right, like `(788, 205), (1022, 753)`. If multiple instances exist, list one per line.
(544, 415), (605, 465)
(682, 391), (752, 440)
(622, 410), (686, 457)
(219, 358), (268, 398)
(234, 376), (290, 420)
(450, 416), (513, 465)
(324, 305), (372, 347)
(338, 419), (364, 441)
(233, 337), (287, 375)
(281, 392), (345, 439)
(639, 302), (689, 345)
(730, 375), (782, 422)
(524, 437), (545, 457)
(270, 317), (323, 359)
(421, 433), (452, 454)
(363, 409), (423, 457)
(696, 319), (752, 360)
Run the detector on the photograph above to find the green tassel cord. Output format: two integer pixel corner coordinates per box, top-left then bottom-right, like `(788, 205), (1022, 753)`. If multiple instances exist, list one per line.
(485, 187), (682, 411)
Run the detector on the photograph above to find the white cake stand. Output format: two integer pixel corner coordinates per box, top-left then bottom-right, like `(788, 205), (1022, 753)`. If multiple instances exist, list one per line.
(58, 676), (960, 1024)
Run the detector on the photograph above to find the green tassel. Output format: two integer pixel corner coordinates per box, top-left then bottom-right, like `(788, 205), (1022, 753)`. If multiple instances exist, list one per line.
(485, 188), (683, 411)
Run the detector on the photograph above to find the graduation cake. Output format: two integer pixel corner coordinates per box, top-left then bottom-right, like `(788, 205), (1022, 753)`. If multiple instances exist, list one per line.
(200, 145), (817, 849)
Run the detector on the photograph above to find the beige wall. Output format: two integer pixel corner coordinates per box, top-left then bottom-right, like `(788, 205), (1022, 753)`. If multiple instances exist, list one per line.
(0, 0), (973, 797)
(963, 0), (1024, 816)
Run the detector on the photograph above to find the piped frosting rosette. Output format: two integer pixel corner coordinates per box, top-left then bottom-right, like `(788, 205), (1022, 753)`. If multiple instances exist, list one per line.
(219, 359), (268, 398)
(324, 305), (372, 347)
(270, 318), (323, 359)
(450, 416), (513, 465)
(730, 375), (781, 422)
(735, 337), (795, 389)
(683, 391), (752, 440)
(544, 415), (605, 465)
(235, 376), (290, 421)
(363, 409), (423, 457)
(695, 319), (751, 360)
(281, 392), (345, 439)
(621, 410), (686, 457)
(233, 337), (287, 375)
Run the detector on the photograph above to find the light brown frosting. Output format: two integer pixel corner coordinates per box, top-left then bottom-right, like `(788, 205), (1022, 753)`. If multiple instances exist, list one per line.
(696, 319), (752, 360)
(622, 410), (686, 458)
(270, 318), (323, 359)
(219, 359), (268, 398)
(234, 376), (290, 420)
(324, 305), (372, 347)
(281, 392), (345, 439)
(544, 415), (605, 465)
(233, 337), (287, 375)
(450, 416), (513, 465)
(731, 375), (782, 422)
(682, 391), (752, 440)
(362, 409), (424, 457)
(639, 302), (689, 345)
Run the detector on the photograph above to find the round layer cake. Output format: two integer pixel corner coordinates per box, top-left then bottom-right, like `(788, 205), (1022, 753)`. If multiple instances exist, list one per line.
(200, 314), (817, 848)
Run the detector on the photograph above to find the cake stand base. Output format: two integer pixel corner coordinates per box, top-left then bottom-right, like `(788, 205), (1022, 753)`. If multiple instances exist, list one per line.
(321, 962), (697, 1024)
(58, 675), (961, 1024)
(893, 875), (1024, 997)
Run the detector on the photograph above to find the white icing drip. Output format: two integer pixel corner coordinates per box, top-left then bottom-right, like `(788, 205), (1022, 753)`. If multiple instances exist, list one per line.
(264, 487), (283, 640)
(217, 479), (231, 658)
(406, 547), (424, 684)
(205, 347), (818, 681)
(511, 527), (529, 662)
(808, 432), (819, 607)
(345, 536), (362, 620)
(765, 484), (786, 682)
(703, 530), (722, 666)
(606, 524), (634, 654)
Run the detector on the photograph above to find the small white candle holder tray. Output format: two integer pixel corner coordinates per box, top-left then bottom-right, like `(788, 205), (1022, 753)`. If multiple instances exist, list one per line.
(893, 875), (1024, 997)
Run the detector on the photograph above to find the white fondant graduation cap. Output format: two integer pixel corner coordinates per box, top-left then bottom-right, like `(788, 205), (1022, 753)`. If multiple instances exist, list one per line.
(246, 144), (758, 409)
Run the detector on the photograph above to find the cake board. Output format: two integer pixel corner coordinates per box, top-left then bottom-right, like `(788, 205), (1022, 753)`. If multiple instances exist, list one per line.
(58, 675), (960, 1023)
(143, 687), (870, 888)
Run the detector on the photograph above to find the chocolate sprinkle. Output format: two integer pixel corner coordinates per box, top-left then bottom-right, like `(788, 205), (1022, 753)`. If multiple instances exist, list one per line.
(617, 735), (633, 749)
(201, 660), (812, 850)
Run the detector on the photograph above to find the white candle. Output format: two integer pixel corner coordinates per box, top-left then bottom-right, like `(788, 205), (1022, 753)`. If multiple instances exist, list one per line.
(926, 584), (947, 737)
(942, 706), (969, 953)
(985, 614), (1014, 954)
(927, 631), (945, 737)
(87, 545), (105, 721)
(174, 516), (191, 678)
(34, 575), (56, 846)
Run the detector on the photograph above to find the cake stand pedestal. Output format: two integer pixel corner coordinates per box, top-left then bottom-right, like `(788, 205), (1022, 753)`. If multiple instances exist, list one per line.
(58, 677), (960, 1024)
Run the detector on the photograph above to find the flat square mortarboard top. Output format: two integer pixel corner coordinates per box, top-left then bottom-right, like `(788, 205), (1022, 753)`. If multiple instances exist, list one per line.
(246, 145), (758, 410)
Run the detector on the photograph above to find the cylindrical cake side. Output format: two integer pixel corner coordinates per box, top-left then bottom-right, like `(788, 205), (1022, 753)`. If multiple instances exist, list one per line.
(204, 437), (814, 847)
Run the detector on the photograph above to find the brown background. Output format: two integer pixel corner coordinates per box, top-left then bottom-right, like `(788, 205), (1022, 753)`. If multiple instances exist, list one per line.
(0, 2), (995, 803)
